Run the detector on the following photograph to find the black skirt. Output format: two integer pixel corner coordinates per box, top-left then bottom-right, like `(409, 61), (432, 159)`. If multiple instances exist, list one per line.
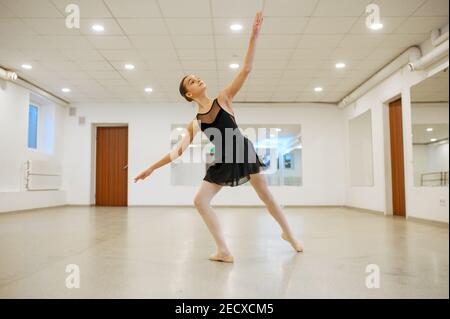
(203, 137), (268, 187)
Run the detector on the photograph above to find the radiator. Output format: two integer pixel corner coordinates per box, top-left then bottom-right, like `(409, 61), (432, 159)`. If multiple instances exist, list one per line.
(25, 160), (62, 191)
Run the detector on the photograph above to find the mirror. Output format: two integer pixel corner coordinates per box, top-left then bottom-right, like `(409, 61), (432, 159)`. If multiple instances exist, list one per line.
(411, 68), (449, 187)
(170, 124), (302, 186)
(349, 109), (374, 186)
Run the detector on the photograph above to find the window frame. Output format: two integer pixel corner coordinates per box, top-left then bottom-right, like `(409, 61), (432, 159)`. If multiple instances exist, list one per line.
(27, 102), (40, 151)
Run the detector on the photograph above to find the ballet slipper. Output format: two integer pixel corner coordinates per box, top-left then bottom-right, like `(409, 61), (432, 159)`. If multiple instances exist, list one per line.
(208, 253), (234, 263)
(282, 233), (304, 252)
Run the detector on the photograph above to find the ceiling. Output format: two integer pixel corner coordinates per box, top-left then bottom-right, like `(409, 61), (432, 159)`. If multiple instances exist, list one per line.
(412, 123), (448, 143)
(411, 67), (449, 102)
(0, 0), (448, 104)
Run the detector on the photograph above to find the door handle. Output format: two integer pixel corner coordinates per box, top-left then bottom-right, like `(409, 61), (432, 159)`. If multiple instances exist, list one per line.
(123, 164), (128, 170)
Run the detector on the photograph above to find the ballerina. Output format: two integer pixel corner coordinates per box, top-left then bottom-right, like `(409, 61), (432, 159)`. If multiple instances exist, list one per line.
(134, 11), (303, 263)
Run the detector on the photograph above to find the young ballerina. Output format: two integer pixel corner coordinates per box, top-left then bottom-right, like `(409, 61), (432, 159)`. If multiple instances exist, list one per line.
(134, 11), (303, 263)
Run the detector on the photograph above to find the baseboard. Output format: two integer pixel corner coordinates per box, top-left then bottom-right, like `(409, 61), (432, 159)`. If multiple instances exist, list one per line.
(342, 205), (385, 216)
(0, 190), (66, 214)
(0, 204), (66, 215)
(406, 216), (449, 227)
(65, 204), (96, 207)
(283, 205), (344, 208)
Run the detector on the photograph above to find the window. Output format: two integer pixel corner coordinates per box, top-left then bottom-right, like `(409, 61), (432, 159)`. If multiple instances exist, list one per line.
(410, 69), (449, 187)
(28, 104), (38, 149)
(169, 123), (303, 186)
(27, 93), (56, 155)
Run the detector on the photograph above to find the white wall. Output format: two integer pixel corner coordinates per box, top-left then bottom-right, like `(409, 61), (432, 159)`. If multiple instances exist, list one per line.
(0, 79), (66, 213)
(348, 109), (374, 186)
(342, 52), (449, 222)
(63, 102), (346, 206)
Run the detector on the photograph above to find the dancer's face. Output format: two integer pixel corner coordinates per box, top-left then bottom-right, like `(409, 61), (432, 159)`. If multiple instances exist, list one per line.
(183, 74), (206, 100)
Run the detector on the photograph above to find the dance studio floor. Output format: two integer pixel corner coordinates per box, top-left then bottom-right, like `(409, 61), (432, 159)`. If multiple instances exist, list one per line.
(0, 206), (448, 298)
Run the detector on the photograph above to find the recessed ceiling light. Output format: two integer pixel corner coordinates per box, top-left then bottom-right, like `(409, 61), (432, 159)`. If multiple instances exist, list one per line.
(314, 87), (323, 92)
(430, 138), (437, 142)
(229, 63), (239, 69)
(144, 87), (153, 92)
(369, 23), (383, 30)
(176, 127), (183, 131)
(92, 24), (105, 32)
(124, 64), (135, 70)
(21, 64), (32, 70)
(335, 62), (346, 69)
(275, 128), (282, 132)
(426, 127), (433, 132)
(61, 88), (71, 93)
(230, 24), (243, 31)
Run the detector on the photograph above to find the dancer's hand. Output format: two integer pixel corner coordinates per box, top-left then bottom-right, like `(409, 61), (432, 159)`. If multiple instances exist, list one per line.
(251, 10), (263, 38)
(133, 166), (154, 183)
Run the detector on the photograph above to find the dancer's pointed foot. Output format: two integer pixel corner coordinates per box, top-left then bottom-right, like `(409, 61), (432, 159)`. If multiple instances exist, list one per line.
(208, 252), (234, 263)
(282, 233), (304, 252)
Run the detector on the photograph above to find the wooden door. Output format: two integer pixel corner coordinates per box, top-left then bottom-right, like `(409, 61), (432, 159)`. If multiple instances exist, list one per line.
(388, 99), (406, 217)
(95, 126), (128, 206)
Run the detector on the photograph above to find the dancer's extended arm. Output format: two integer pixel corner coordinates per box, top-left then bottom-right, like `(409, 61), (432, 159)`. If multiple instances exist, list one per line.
(133, 118), (200, 182)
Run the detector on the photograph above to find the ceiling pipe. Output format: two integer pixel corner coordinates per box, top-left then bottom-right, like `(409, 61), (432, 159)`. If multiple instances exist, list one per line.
(431, 24), (449, 47)
(0, 66), (69, 107)
(0, 66), (18, 81)
(408, 39), (449, 71)
(15, 76), (70, 107)
(337, 46), (422, 108)
(407, 24), (449, 72)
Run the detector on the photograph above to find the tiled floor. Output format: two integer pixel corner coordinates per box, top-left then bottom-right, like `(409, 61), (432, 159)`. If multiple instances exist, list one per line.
(0, 205), (448, 298)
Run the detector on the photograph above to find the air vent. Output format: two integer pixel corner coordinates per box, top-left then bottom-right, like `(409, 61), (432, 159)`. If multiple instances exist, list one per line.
(69, 107), (76, 116)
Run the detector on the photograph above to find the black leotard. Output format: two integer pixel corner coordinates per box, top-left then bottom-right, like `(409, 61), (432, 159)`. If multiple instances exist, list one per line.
(196, 98), (267, 186)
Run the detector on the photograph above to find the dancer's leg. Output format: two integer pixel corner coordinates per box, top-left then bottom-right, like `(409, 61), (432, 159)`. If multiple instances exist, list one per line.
(194, 180), (234, 262)
(249, 172), (303, 252)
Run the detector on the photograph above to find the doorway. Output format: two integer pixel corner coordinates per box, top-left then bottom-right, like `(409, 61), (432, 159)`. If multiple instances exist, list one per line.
(95, 126), (128, 206)
(387, 98), (406, 217)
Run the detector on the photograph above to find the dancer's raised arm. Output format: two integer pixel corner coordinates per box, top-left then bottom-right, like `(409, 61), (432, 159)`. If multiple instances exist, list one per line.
(221, 11), (263, 102)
